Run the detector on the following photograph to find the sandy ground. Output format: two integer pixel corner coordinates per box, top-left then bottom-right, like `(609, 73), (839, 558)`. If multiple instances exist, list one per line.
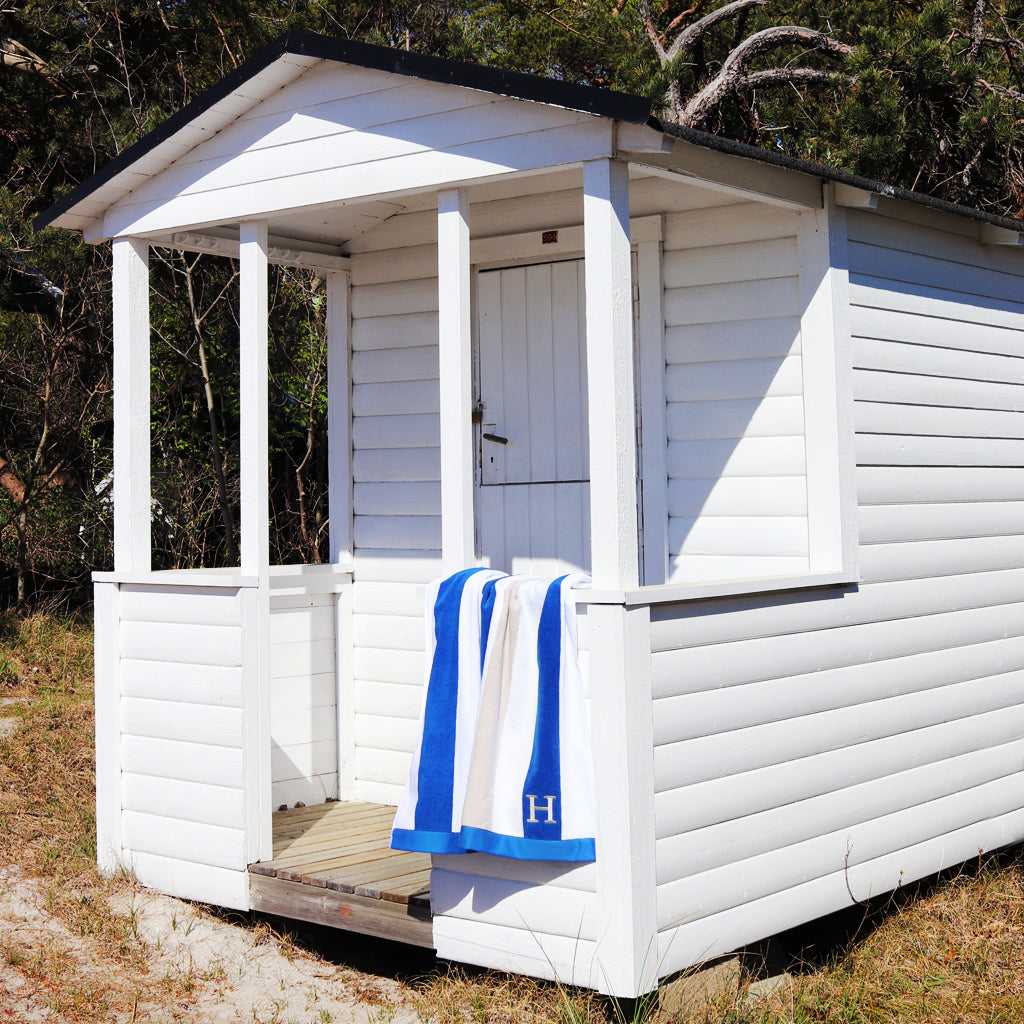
(0, 864), (423, 1023)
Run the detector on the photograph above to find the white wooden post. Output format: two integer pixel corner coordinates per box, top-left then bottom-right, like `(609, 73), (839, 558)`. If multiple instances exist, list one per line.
(112, 237), (151, 572)
(437, 188), (476, 573)
(327, 270), (357, 799)
(93, 581), (121, 873)
(583, 158), (639, 590)
(239, 220), (272, 863)
(583, 159), (658, 998)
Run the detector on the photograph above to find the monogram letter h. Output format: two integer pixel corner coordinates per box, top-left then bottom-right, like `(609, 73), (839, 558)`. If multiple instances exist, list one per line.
(525, 794), (558, 824)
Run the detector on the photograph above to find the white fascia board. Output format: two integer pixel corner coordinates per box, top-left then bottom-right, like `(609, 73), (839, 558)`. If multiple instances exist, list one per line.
(631, 141), (823, 211)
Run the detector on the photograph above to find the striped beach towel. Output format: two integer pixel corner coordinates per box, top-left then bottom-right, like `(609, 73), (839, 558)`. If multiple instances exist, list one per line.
(391, 569), (596, 862)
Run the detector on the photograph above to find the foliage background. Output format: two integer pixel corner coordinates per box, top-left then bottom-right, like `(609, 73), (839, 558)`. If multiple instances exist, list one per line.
(3, 0), (1024, 605)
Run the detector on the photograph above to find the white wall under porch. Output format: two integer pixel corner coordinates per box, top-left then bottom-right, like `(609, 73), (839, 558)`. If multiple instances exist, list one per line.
(94, 565), (352, 909)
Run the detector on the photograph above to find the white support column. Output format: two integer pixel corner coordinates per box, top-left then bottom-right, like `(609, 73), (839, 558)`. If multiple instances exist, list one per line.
(326, 270), (357, 800)
(238, 220), (272, 865)
(583, 160), (658, 998)
(239, 220), (270, 577)
(583, 158), (639, 590)
(437, 188), (476, 574)
(327, 271), (352, 567)
(112, 236), (151, 572)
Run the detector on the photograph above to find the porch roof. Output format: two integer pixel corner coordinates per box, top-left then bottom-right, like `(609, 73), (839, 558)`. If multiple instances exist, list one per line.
(35, 30), (1024, 242)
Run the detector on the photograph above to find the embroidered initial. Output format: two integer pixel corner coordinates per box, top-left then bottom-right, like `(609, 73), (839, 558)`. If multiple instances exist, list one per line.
(525, 794), (558, 824)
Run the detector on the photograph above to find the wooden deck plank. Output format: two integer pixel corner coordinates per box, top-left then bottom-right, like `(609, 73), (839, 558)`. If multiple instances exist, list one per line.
(251, 801), (433, 931)
(250, 873), (433, 948)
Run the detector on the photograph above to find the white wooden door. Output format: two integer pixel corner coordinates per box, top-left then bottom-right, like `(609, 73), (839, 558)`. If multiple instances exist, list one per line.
(475, 259), (591, 574)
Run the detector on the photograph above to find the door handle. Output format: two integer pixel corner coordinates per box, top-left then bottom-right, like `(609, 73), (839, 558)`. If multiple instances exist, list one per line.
(482, 432), (509, 445)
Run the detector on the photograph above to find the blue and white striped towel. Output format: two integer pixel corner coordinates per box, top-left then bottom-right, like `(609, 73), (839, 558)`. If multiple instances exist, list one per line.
(391, 569), (596, 861)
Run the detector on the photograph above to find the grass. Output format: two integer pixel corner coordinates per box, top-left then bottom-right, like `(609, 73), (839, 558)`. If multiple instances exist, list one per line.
(1, 609), (1024, 1022)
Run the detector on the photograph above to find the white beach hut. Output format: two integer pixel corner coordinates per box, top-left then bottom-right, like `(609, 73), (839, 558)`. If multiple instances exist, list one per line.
(36, 30), (1024, 999)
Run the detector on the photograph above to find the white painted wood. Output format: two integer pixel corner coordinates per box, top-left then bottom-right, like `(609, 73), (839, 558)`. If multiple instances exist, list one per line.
(667, 436), (806, 478)
(112, 237), (151, 572)
(800, 203), (857, 575)
(831, 182), (879, 209)
(657, 770), (1024, 929)
(667, 395), (805, 440)
(353, 747), (411, 786)
(121, 660), (242, 707)
(665, 355), (803, 402)
(587, 603), (657, 997)
(664, 276), (801, 328)
(649, 565), (1024, 652)
(239, 220), (269, 577)
(121, 774), (246, 830)
(438, 187), (476, 573)
(121, 698), (243, 748)
(637, 234), (667, 585)
(851, 304), (1024, 358)
(653, 669), (1024, 793)
(858, 465), (1024, 504)
(336, 587), (357, 801)
(666, 317), (802, 364)
(854, 335), (1024, 383)
(859, 501), (1024, 543)
(168, 230), (350, 274)
(327, 272), (352, 565)
(93, 583), (121, 874)
(352, 414), (440, 450)
(584, 158), (639, 590)
(123, 810), (245, 871)
(657, 735), (1024, 883)
(352, 379), (439, 415)
(272, 739), (338, 781)
(350, 554), (442, 583)
(118, 585), (243, 626)
(353, 448), (441, 482)
(102, 117), (615, 239)
(130, 851), (250, 911)
(656, 805), (1024, 978)
(352, 281), (437, 321)
(854, 401), (1024, 439)
(850, 276), (1024, 333)
(652, 597), (1024, 697)
(119, 620), (243, 666)
(353, 312), (439, 352)
(655, 700), (1024, 839)
(431, 869), (596, 940)
(663, 204), (800, 252)
(432, 917), (598, 989)
(352, 645), (425, 683)
(354, 714), (420, 753)
(475, 260), (591, 574)
(668, 476), (807, 518)
(353, 514), (440, 551)
(663, 237), (798, 289)
(629, 147), (821, 212)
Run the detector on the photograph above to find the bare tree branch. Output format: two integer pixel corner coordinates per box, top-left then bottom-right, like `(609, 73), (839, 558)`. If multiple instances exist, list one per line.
(979, 77), (1024, 102)
(969, 0), (989, 60)
(665, 0), (769, 62)
(680, 25), (854, 125)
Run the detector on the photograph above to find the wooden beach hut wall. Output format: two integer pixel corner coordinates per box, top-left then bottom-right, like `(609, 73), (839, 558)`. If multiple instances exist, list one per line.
(36, 30), (1024, 998)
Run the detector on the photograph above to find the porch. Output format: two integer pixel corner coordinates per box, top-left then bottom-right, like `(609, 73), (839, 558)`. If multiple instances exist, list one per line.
(250, 801), (433, 947)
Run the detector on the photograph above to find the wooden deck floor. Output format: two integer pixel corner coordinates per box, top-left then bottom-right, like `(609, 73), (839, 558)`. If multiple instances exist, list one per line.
(249, 802), (433, 947)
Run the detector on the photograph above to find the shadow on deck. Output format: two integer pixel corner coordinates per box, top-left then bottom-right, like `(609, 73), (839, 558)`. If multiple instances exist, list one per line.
(249, 802), (433, 948)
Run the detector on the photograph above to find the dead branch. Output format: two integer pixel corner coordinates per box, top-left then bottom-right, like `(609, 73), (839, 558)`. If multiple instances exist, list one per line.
(665, 0), (769, 62)
(680, 24), (854, 126)
(969, 0), (989, 60)
(979, 77), (1024, 102)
